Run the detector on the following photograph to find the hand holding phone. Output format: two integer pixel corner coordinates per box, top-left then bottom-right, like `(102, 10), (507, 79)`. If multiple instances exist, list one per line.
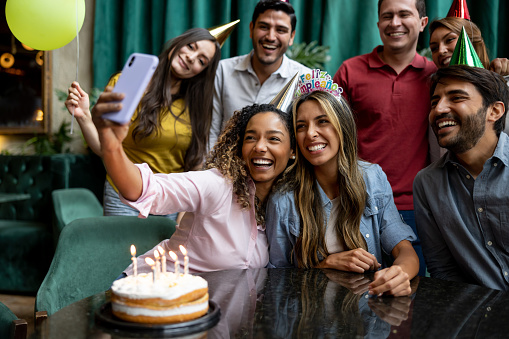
(102, 53), (159, 124)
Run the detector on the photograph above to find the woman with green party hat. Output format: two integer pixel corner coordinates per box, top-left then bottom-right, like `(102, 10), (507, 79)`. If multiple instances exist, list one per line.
(429, 0), (508, 75)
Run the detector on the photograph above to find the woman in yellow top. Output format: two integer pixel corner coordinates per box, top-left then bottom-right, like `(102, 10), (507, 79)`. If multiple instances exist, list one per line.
(65, 28), (221, 219)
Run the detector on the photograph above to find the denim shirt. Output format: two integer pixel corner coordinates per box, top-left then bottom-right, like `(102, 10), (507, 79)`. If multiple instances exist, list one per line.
(266, 161), (416, 268)
(414, 132), (509, 291)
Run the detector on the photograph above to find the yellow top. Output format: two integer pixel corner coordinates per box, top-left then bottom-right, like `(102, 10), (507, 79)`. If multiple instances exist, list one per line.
(105, 74), (192, 191)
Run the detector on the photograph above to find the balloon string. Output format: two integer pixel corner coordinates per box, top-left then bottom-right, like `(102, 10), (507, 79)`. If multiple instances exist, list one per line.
(71, 0), (80, 134)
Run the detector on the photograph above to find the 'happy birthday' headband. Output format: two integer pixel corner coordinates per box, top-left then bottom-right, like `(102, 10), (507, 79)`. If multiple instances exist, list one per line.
(295, 69), (343, 98)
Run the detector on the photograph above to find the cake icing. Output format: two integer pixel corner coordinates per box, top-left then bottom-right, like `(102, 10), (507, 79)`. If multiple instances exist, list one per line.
(111, 272), (207, 300)
(111, 272), (209, 324)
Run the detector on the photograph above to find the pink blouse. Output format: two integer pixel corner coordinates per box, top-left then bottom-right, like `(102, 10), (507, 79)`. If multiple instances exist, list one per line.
(122, 164), (269, 274)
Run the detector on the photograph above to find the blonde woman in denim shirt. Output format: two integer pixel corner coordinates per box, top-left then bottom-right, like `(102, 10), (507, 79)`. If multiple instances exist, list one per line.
(266, 90), (419, 296)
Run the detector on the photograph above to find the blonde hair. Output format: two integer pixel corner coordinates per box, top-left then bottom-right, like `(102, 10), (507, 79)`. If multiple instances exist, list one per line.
(291, 91), (367, 268)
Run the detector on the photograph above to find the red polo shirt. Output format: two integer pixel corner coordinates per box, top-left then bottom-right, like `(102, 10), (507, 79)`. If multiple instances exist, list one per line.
(333, 46), (437, 210)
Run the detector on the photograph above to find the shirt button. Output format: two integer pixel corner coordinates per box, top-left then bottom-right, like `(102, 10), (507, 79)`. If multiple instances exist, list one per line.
(366, 234), (370, 238)
(478, 207), (484, 213)
(466, 175), (471, 179)
(504, 271), (508, 276)
(487, 241), (493, 246)
(494, 163), (498, 167)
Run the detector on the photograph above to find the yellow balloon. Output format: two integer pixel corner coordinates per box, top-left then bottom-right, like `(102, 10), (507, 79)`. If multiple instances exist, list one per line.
(5, 0), (86, 51)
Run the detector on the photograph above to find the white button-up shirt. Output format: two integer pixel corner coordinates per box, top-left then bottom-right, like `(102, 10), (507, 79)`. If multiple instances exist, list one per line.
(209, 52), (310, 149)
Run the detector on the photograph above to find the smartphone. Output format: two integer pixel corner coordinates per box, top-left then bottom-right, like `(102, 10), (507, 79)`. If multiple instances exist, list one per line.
(102, 53), (159, 124)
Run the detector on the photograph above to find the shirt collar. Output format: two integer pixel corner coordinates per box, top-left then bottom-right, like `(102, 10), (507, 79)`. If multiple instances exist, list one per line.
(441, 132), (509, 168)
(492, 132), (509, 167)
(316, 181), (332, 207)
(367, 45), (427, 70)
(234, 51), (294, 79)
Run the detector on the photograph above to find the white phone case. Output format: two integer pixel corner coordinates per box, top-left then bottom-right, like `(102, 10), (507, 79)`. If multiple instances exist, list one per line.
(103, 53), (159, 124)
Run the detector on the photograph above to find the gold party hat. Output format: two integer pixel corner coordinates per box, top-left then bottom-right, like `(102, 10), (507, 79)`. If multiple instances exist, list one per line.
(449, 26), (484, 68)
(269, 73), (300, 111)
(208, 19), (240, 47)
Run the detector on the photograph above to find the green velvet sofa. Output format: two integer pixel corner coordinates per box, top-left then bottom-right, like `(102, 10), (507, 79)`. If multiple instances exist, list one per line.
(0, 154), (105, 293)
(35, 216), (177, 316)
(0, 301), (27, 339)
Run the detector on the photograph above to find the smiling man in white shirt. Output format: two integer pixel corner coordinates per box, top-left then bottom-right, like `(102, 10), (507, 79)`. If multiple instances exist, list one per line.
(209, 0), (309, 150)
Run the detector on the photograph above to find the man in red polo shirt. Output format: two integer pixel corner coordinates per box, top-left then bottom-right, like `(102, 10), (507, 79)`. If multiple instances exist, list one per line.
(333, 0), (437, 276)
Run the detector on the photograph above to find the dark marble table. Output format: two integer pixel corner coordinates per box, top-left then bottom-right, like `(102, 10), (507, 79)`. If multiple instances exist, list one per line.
(34, 268), (509, 338)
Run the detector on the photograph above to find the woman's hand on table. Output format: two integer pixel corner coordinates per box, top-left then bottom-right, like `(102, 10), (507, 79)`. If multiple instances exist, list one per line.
(368, 265), (411, 297)
(91, 86), (129, 153)
(317, 248), (381, 273)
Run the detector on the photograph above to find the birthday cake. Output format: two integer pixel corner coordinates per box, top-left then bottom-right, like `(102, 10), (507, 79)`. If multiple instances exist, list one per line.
(111, 272), (209, 324)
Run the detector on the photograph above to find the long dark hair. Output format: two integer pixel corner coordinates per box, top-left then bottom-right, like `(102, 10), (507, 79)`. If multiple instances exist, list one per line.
(133, 28), (221, 171)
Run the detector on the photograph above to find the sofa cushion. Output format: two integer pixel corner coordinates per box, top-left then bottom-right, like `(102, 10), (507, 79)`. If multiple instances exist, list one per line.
(0, 221), (53, 293)
(0, 155), (68, 222)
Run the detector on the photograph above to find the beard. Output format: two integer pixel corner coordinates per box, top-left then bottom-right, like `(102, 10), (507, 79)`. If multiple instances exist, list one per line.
(435, 106), (487, 154)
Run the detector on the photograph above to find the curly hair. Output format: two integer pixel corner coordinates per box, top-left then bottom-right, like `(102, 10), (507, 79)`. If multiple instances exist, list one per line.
(205, 103), (295, 225)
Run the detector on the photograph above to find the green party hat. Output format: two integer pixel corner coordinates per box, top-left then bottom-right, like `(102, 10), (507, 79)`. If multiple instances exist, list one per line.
(449, 26), (484, 68)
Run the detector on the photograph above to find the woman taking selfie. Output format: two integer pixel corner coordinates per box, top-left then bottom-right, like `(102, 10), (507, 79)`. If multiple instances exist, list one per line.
(90, 90), (295, 273)
(65, 27), (224, 219)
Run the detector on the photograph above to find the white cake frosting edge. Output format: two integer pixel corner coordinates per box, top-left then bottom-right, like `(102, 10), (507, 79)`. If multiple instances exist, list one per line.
(111, 272), (208, 300)
(111, 298), (209, 317)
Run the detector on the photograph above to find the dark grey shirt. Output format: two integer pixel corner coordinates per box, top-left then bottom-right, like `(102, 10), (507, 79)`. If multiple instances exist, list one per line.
(414, 132), (509, 291)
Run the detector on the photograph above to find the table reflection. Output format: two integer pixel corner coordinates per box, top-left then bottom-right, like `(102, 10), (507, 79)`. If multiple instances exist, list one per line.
(35, 268), (509, 339)
(250, 269), (407, 338)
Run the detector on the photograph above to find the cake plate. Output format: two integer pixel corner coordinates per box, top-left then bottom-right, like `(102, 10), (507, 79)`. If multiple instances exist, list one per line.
(95, 300), (220, 337)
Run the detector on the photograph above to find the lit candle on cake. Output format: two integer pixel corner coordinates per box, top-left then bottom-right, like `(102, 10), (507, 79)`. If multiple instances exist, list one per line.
(169, 251), (179, 277)
(179, 245), (189, 275)
(130, 245), (137, 277)
(154, 250), (161, 280)
(145, 257), (156, 283)
(158, 245), (166, 273)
